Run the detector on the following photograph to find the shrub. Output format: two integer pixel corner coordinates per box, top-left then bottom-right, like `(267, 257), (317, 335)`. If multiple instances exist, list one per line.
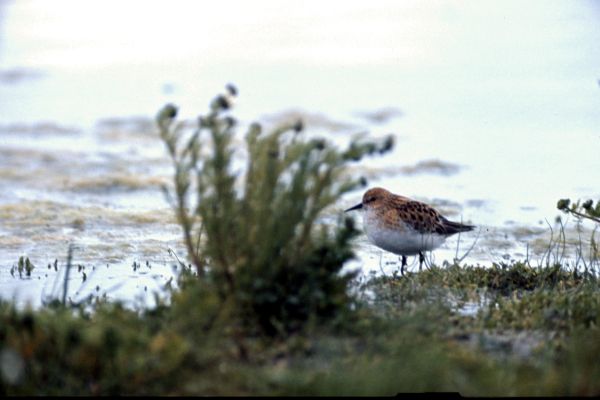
(157, 85), (394, 336)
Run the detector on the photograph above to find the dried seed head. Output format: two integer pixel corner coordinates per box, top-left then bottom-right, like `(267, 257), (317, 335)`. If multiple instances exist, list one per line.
(293, 119), (304, 132)
(215, 95), (231, 110)
(223, 116), (236, 129)
(557, 198), (570, 211)
(313, 139), (325, 150)
(158, 103), (178, 121)
(381, 135), (394, 153)
(226, 83), (238, 97)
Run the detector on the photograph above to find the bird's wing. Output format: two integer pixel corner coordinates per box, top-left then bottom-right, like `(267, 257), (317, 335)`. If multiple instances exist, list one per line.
(390, 200), (444, 234)
(391, 201), (474, 235)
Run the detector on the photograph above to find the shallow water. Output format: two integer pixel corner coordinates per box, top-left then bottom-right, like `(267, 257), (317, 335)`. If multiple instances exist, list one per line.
(1, 0), (599, 306)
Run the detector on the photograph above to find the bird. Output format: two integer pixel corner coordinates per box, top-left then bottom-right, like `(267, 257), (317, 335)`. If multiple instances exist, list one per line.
(345, 187), (474, 274)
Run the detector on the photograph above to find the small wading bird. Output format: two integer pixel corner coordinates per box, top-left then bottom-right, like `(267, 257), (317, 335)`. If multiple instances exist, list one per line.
(345, 187), (474, 274)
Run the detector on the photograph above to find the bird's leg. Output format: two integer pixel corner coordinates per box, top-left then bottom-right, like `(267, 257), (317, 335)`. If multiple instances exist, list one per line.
(418, 252), (425, 272)
(400, 255), (407, 276)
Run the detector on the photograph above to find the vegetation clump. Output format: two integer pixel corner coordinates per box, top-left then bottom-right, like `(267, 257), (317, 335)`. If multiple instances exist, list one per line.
(10, 256), (35, 278)
(557, 198), (600, 224)
(156, 85), (393, 336)
(3, 259), (600, 396)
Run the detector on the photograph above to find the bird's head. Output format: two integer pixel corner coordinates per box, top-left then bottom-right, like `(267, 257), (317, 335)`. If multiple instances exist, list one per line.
(344, 187), (391, 212)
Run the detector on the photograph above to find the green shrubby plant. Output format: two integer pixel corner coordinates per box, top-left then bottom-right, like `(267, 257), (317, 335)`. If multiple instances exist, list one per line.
(554, 198), (600, 271)
(157, 85), (394, 336)
(557, 198), (600, 224)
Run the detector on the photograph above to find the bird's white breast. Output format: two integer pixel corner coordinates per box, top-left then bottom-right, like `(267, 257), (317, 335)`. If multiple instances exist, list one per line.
(362, 209), (446, 256)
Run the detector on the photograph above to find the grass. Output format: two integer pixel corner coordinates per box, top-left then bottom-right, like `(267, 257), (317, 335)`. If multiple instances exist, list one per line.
(1, 259), (599, 396)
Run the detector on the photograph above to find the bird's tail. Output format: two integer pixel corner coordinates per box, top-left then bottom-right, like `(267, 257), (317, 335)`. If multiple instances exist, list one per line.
(439, 217), (475, 235)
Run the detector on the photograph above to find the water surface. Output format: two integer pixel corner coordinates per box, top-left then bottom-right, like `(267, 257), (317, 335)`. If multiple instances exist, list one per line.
(1, 0), (599, 306)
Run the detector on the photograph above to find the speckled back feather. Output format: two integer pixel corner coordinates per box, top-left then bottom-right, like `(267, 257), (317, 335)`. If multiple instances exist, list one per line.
(363, 187), (474, 236)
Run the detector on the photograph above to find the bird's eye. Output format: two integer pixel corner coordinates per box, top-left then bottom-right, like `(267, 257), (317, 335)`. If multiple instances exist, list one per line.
(366, 197), (375, 203)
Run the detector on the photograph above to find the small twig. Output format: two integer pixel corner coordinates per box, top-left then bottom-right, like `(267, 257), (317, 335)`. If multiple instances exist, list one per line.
(587, 226), (599, 274)
(377, 252), (393, 287)
(195, 222), (204, 263)
(454, 216), (467, 261)
(543, 218), (554, 267)
(168, 247), (188, 269)
(563, 208), (600, 224)
(557, 217), (567, 265)
(62, 244), (74, 306)
(454, 226), (482, 265)
(423, 252), (432, 270)
(576, 223), (588, 272)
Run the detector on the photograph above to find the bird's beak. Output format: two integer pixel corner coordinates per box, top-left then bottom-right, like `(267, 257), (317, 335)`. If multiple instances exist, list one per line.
(344, 203), (363, 212)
